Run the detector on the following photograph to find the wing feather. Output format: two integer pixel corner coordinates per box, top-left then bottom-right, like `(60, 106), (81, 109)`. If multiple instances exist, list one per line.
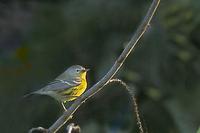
(42, 79), (80, 92)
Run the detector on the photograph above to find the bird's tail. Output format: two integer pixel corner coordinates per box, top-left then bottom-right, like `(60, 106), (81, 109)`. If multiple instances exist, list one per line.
(23, 92), (35, 98)
(23, 90), (42, 98)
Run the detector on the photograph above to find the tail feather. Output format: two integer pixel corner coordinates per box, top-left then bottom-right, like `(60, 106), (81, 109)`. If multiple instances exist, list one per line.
(23, 90), (41, 97)
(23, 89), (44, 98)
(23, 92), (35, 98)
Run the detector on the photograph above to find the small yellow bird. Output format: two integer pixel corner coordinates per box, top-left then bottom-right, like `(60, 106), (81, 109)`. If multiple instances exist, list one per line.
(24, 65), (89, 111)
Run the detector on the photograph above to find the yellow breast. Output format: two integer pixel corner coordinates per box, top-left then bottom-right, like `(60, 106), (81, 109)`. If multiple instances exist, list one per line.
(74, 79), (87, 96)
(64, 72), (87, 102)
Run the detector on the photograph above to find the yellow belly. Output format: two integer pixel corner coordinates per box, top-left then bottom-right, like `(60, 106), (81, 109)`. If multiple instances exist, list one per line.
(63, 79), (87, 102)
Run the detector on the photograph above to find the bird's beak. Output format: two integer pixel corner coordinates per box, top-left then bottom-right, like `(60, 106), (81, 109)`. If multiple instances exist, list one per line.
(85, 68), (90, 72)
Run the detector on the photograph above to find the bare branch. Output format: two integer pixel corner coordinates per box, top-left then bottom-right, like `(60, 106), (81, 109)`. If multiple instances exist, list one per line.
(29, 0), (160, 132)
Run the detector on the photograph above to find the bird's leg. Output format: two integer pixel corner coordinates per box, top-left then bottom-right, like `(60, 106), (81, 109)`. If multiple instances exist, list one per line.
(61, 102), (67, 111)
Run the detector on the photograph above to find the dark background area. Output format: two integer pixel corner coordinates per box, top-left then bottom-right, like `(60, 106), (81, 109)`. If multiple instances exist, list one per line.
(0, 0), (200, 133)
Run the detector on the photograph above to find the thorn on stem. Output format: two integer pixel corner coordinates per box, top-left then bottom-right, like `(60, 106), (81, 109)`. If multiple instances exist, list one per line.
(69, 115), (73, 119)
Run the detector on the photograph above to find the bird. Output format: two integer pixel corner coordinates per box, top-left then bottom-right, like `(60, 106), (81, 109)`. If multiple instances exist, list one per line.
(24, 65), (89, 111)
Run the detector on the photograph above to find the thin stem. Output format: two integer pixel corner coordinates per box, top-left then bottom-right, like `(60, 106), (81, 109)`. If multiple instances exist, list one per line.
(108, 79), (144, 133)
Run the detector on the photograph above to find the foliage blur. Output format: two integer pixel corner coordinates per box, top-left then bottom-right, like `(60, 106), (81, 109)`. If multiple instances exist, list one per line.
(0, 0), (200, 133)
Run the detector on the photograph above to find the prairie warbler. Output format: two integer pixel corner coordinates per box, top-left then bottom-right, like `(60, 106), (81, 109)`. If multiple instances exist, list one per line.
(24, 65), (89, 111)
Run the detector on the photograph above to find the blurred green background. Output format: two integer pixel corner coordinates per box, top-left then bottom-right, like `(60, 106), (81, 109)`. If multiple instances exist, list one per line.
(0, 0), (200, 133)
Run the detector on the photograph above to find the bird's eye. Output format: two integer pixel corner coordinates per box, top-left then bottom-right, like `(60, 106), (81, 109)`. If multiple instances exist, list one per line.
(76, 69), (80, 73)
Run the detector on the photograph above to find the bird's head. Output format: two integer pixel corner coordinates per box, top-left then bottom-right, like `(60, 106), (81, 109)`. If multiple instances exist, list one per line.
(66, 65), (89, 80)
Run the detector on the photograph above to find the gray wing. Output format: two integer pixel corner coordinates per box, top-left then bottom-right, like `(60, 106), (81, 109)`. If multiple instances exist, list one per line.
(41, 79), (81, 92)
